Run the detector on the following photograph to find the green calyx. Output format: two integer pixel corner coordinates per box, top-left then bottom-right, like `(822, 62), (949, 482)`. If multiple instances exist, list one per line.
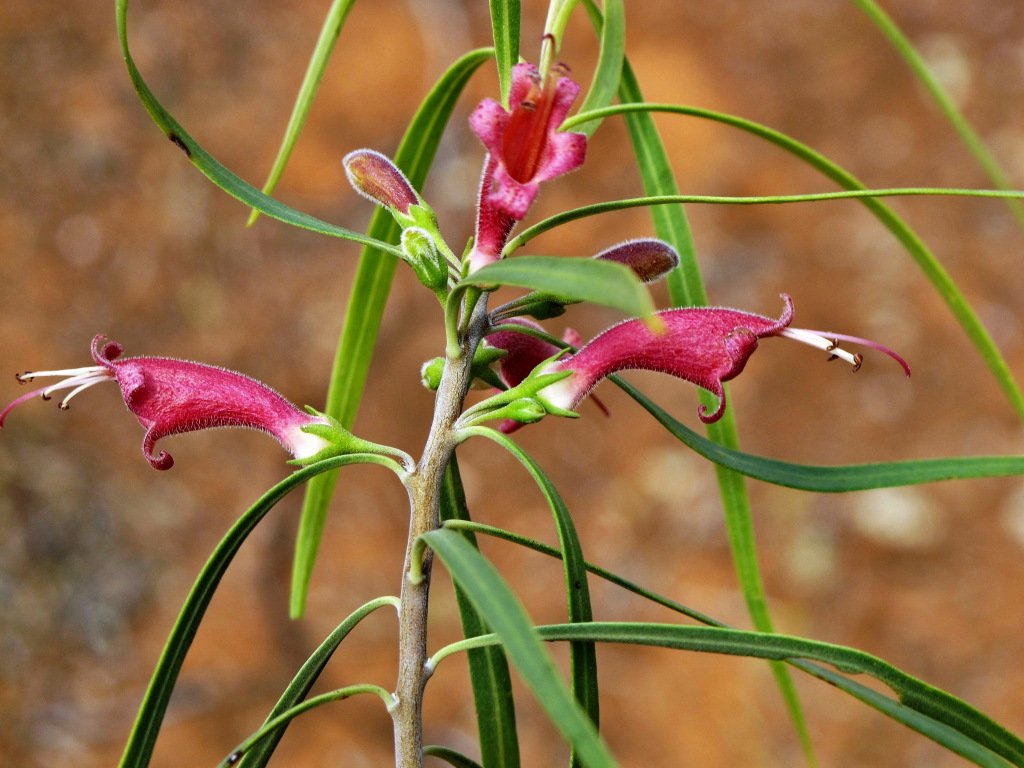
(292, 407), (414, 473)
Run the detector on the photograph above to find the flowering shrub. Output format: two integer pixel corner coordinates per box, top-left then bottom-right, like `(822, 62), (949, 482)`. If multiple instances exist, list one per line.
(4, 2), (1024, 767)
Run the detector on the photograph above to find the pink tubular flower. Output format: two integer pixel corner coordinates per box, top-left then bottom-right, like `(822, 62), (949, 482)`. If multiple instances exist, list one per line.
(467, 61), (587, 271)
(531, 295), (911, 424)
(1, 336), (331, 470)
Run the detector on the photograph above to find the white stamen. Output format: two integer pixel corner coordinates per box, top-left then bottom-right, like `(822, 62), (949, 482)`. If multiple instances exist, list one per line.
(777, 328), (862, 367)
(56, 375), (114, 409)
(18, 365), (108, 383)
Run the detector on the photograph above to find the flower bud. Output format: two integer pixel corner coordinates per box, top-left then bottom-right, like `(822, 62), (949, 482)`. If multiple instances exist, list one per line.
(401, 227), (448, 294)
(343, 149), (419, 216)
(594, 238), (680, 284)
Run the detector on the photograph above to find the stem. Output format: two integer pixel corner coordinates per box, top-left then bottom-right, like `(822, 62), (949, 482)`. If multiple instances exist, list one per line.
(392, 296), (489, 768)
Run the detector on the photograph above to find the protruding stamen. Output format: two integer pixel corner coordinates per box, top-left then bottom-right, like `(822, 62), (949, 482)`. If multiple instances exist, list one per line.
(17, 365), (108, 381)
(777, 327), (909, 375)
(777, 328), (862, 367)
(56, 375), (112, 410)
(17, 372), (30, 383)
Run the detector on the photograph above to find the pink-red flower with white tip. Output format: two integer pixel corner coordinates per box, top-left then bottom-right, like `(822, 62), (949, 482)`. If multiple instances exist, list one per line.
(1, 336), (331, 469)
(529, 295), (910, 424)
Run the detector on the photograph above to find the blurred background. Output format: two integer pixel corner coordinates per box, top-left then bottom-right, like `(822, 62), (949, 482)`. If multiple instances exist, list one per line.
(2, 0), (1024, 765)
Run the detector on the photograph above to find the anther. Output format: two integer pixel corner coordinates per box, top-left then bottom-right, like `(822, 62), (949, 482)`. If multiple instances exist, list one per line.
(851, 353), (863, 373)
(58, 400), (70, 410)
(825, 338), (839, 351)
(41, 393), (51, 401)
(518, 100), (537, 112)
(17, 372), (32, 382)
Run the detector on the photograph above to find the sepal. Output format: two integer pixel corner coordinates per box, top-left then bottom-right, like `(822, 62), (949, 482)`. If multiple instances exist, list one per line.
(290, 407), (414, 473)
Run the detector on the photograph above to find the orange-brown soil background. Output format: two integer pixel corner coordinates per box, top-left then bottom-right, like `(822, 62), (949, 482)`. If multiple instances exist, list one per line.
(2, 1), (1024, 766)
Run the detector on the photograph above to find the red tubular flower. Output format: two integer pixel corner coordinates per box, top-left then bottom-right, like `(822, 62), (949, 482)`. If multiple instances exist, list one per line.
(1, 336), (331, 469)
(531, 295), (911, 424)
(467, 61), (587, 271)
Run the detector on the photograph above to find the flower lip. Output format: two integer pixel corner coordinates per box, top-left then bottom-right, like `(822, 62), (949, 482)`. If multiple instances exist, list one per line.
(469, 60), (587, 222)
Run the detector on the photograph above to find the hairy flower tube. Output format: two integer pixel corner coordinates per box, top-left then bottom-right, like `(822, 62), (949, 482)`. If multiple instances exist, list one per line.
(467, 61), (587, 271)
(1, 336), (332, 469)
(507, 295), (910, 425)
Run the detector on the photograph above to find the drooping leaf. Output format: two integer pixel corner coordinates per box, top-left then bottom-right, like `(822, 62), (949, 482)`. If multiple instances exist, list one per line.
(439, 455), (521, 768)
(116, 455), (400, 768)
(424, 528), (617, 768)
(461, 256), (655, 320)
(238, 597), (399, 768)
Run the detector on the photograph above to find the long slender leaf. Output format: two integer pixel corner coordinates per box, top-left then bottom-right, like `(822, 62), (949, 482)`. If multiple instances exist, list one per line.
(462, 256), (655, 319)
(116, 454), (400, 768)
(849, 0), (1024, 229)
(247, 0), (358, 226)
(291, 47), (494, 618)
(467, 428), (599, 748)
(424, 528), (617, 768)
(219, 685), (394, 768)
(507, 187), (1024, 252)
(438, 623), (1021, 768)
(424, 746), (487, 768)
(572, 0), (624, 138)
(114, 0), (398, 254)
(612, 50), (816, 762)
(617, 377), (1024, 491)
(441, 519), (1024, 767)
(562, 101), (1024, 423)
(237, 596), (399, 768)
(439, 455), (521, 768)
(490, 0), (520, 106)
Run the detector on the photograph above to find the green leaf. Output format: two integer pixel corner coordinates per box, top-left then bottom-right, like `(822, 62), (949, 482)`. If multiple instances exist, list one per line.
(440, 520), (1024, 767)
(490, 0), (520, 106)
(237, 597), (398, 768)
(850, 0), (1024, 230)
(246, 0), (358, 226)
(424, 746), (487, 768)
(291, 47), (494, 619)
(572, 0), (624, 138)
(114, 0), (399, 255)
(219, 684), (394, 768)
(424, 528), (618, 768)
(530, 623), (1023, 768)
(618, 377), (1024, 491)
(438, 456), (521, 768)
(116, 455), (398, 768)
(462, 256), (655, 319)
(469, 428), (599, 759)
(611, 48), (816, 764)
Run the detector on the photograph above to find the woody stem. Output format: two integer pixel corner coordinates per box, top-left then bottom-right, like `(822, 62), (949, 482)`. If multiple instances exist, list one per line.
(392, 296), (489, 768)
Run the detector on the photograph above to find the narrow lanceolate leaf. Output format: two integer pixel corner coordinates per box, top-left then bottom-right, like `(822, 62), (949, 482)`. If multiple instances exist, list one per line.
(116, 455), (397, 768)
(611, 44), (817, 764)
(619, 378), (1024, 491)
(441, 521), (1024, 767)
(423, 746), (486, 768)
(114, 0), (398, 254)
(529, 623), (1023, 768)
(470, 428), (599, 760)
(248, 0), (358, 226)
(237, 596), (399, 768)
(850, 0), (1024, 230)
(424, 529), (618, 768)
(291, 47), (494, 618)
(573, 0), (624, 138)
(462, 256), (655, 319)
(490, 0), (520, 106)
(439, 455), (521, 768)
